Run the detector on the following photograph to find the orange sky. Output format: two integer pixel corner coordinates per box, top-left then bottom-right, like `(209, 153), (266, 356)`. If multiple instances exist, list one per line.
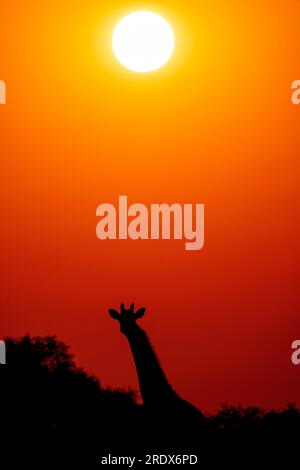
(1, 0), (300, 412)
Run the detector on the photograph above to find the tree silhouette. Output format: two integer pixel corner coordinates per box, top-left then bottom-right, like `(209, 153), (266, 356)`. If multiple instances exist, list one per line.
(0, 335), (299, 466)
(1, 335), (140, 465)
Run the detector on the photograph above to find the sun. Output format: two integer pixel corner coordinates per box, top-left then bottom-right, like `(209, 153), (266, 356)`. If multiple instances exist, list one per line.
(112, 11), (175, 73)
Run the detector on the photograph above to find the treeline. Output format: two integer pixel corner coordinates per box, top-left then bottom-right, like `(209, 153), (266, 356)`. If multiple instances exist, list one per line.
(0, 336), (299, 466)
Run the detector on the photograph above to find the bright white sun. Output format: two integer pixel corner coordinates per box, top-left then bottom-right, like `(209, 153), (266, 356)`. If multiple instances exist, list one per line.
(112, 11), (175, 73)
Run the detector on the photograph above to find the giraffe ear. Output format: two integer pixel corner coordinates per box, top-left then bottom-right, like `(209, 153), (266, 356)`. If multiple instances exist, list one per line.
(108, 309), (120, 320)
(135, 308), (146, 320)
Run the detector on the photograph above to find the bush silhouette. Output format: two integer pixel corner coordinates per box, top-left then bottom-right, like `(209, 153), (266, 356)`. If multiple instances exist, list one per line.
(1, 336), (141, 465)
(1, 335), (299, 466)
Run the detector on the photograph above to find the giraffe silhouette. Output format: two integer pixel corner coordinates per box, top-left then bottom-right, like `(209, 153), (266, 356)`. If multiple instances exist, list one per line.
(108, 303), (205, 439)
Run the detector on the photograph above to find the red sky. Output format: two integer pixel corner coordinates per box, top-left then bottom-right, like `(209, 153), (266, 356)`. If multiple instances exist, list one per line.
(1, 0), (300, 413)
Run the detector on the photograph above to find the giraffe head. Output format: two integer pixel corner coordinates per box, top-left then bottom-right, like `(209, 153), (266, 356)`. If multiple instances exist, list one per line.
(108, 303), (146, 335)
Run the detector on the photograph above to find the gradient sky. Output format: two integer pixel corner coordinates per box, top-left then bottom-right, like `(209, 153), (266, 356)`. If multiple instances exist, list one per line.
(1, 0), (300, 413)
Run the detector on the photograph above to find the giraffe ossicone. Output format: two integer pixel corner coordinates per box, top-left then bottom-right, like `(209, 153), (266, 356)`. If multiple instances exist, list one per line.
(108, 303), (146, 335)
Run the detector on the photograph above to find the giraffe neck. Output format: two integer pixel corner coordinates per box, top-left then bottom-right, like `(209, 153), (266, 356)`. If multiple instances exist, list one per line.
(125, 325), (176, 407)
